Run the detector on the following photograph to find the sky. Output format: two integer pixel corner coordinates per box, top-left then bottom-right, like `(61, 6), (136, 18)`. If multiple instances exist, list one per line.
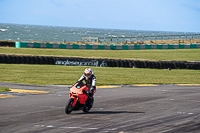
(0, 0), (200, 32)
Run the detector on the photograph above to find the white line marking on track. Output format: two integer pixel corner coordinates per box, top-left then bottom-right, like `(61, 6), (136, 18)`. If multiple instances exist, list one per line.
(46, 125), (54, 128)
(34, 124), (118, 131)
(60, 127), (98, 130)
(35, 125), (99, 130)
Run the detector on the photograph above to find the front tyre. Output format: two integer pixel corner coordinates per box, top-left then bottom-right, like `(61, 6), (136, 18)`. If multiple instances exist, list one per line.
(65, 98), (74, 114)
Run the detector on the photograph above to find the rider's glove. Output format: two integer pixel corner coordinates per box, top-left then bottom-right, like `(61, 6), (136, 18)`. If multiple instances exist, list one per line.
(89, 90), (93, 94)
(82, 90), (90, 95)
(90, 86), (95, 93)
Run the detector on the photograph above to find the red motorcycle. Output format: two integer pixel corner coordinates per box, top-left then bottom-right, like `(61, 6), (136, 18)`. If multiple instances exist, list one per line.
(65, 81), (96, 114)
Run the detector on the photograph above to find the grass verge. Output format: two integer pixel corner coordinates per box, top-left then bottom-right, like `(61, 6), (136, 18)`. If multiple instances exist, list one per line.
(0, 47), (200, 61)
(0, 86), (10, 92)
(0, 64), (199, 85)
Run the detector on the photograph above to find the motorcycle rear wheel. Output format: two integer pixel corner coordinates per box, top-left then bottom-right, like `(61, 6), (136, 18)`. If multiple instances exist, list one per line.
(82, 97), (94, 113)
(65, 98), (74, 114)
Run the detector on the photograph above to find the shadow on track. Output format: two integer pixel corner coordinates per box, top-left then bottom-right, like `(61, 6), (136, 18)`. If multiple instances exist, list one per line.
(78, 111), (145, 114)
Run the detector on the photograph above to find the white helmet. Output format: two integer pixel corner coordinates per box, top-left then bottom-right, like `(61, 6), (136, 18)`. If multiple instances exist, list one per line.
(84, 68), (92, 79)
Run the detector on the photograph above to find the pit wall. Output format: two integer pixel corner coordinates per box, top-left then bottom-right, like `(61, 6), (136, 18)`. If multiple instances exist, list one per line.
(15, 42), (200, 50)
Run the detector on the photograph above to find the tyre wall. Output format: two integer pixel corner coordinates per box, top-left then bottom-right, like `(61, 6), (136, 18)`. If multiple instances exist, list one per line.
(0, 54), (199, 70)
(0, 41), (15, 47)
(0, 55), (56, 65)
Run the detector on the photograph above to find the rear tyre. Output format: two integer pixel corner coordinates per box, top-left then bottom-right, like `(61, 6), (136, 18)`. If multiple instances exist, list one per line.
(65, 98), (74, 114)
(82, 97), (94, 113)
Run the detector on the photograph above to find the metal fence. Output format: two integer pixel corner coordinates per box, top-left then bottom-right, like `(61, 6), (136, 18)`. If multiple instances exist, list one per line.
(82, 34), (200, 44)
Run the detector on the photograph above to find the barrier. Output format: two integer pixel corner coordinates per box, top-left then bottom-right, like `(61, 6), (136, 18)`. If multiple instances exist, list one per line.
(0, 54), (199, 70)
(83, 34), (200, 44)
(15, 42), (200, 50)
(0, 41), (15, 47)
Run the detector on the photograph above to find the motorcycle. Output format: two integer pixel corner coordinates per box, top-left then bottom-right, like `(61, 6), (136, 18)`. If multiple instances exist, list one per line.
(65, 81), (96, 114)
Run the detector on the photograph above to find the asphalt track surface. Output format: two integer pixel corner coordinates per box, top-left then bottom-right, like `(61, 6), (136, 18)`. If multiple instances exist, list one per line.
(1, 82), (200, 133)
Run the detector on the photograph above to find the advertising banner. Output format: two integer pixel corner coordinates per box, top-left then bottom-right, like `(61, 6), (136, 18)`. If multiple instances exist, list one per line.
(55, 58), (107, 67)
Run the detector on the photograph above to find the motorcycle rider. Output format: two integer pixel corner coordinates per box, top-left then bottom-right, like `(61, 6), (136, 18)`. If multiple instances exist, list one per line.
(78, 68), (96, 97)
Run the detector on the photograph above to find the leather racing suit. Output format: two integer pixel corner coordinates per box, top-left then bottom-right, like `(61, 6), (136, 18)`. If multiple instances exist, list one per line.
(78, 72), (96, 96)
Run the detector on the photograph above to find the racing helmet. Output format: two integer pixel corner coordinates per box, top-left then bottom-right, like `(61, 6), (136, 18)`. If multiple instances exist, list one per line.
(84, 68), (92, 79)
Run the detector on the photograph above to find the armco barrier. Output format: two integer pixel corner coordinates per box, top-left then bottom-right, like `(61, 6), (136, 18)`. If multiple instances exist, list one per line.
(0, 54), (199, 70)
(15, 42), (200, 50)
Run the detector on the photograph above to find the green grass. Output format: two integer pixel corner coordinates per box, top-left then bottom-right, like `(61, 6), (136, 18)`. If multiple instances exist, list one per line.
(0, 64), (199, 85)
(0, 47), (200, 61)
(0, 86), (10, 92)
(0, 47), (199, 86)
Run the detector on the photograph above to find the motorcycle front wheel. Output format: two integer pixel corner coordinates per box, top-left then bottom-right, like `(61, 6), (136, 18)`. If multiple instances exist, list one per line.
(65, 98), (74, 114)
